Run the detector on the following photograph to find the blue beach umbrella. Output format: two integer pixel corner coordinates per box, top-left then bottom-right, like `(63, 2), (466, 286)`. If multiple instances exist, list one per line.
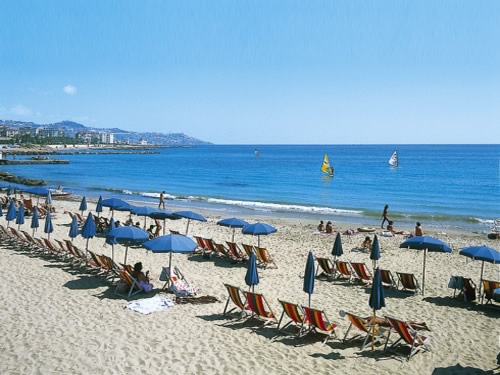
(6, 200), (17, 227)
(459, 246), (500, 300)
(174, 210), (207, 235)
(132, 206), (157, 229)
(106, 225), (149, 264)
(44, 211), (53, 239)
(242, 222), (277, 248)
(217, 217), (249, 242)
(101, 198), (130, 218)
(79, 196), (88, 216)
(96, 195), (103, 217)
(332, 232), (343, 260)
(31, 207), (39, 236)
(16, 203), (25, 229)
(368, 268), (386, 350)
(81, 212), (97, 251)
(400, 236), (452, 295)
(370, 235), (381, 270)
(303, 251), (315, 307)
(245, 251), (259, 292)
(149, 209), (178, 235)
(106, 217), (117, 261)
(69, 215), (79, 241)
(45, 190), (52, 206)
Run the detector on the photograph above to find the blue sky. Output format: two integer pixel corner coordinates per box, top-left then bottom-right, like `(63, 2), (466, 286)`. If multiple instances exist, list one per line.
(0, 1), (499, 144)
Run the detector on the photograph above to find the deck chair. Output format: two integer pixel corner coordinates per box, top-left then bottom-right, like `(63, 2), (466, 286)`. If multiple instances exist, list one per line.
(334, 260), (353, 282)
(301, 306), (339, 344)
(223, 284), (248, 317)
(255, 246), (277, 269)
(115, 270), (142, 299)
(396, 272), (421, 294)
(162, 266), (198, 297)
(380, 269), (397, 288)
(343, 312), (388, 350)
(316, 257), (335, 279)
(226, 241), (246, 261)
(241, 243), (254, 258)
(482, 280), (500, 304)
(203, 238), (218, 256)
(350, 262), (372, 284)
(214, 242), (231, 258)
(277, 300), (305, 335)
(193, 236), (208, 255)
(169, 229), (180, 235)
(384, 316), (431, 361)
(244, 291), (278, 329)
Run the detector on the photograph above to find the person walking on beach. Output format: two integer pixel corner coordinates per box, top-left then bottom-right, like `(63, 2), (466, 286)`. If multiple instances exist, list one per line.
(381, 204), (389, 229)
(158, 191), (166, 209)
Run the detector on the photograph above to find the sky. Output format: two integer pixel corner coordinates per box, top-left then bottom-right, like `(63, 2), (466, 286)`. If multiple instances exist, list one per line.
(0, 1), (499, 144)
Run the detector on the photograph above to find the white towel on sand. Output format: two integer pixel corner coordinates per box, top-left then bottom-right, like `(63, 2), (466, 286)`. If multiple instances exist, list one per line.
(127, 296), (175, 315)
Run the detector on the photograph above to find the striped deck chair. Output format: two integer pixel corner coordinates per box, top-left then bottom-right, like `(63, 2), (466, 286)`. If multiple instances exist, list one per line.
(43, 238), (64, 257)
(380, 269), (397, 288)
(350, 262), (372, 284)
(316, 257), (335, 279)
(482, 280), (500, 304)
(115, 271), (142, 299)
(343, 312), (388, 350)
(87, 250), (105, 273)
(226, 241), (246, 262)
(241, 244), (254, 258)
(277, 300), (305, 335)
(384, 316), (431, 361)
(255, 246), (277, 269)
(223, 284), (248, 318)
(214, 242), (231, 258)
(244, 291), (278, 329)
(301, 306), (338, 344)
(193, 236), (207, 255)
(121, 263), (134, 275)
(203, 238), (217, 256)
(396, 272), (421, 294)
(335, 260), (353, 282)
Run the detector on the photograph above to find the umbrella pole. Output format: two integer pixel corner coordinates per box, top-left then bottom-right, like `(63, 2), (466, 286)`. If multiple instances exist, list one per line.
(232, 228), (235, 243)
(185, 219), (190, 235)
(86, 238), (90, 253)
(372, 309), (376, 351)
(480, 261), (485, 303)
(111, 209), (114, 218)
(32, 228), (35, 237)
(422, 249), (427, 296)
(112, 244), (115, 263)
(124, 246), (129, 265)
(163, 219), (166, 235)
(168, 252), (173, 289)
(258, 235), (260, 248)
(308, 294), (311, 308)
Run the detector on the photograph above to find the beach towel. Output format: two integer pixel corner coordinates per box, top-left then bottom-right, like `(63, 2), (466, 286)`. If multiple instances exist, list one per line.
(126, 296), (175, 315)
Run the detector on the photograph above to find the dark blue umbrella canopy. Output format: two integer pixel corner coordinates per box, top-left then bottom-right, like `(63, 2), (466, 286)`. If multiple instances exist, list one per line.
(242, 222), (277, 236)
(108, 217), (116, 233)
(245, 251), (259, 290)
(459, 246), (500, 263)
(217, 217), (249, 228)
(31, 207), (39, 230)
(332, 232), (343, 257)
(79, 196), (88, 212)
(6, 200), (17, 221)
(132, 206), (157, 216)
(400, 236), (452, 253)
(106, 225), (149, 246)
(149, 209), (177, 220)
(69, 215), (79, 239)
(143, 234), (197, 253)
(81, 213), (97, 239)
(24, 186), (50, 196)
(101, 198), (130, 210)
(303, 251), (315, 306)
(45, 190), (52, 205)
(174, 210), (207, 222)
(44, 212), (53, 235)
(369, 268), (386, 311)
(16, 203), (25, 226)
(370, 235), (381, 261)
(96, 195), (103, 214)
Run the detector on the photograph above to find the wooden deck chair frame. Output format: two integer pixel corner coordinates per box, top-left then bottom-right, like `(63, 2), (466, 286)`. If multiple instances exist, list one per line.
(226, 241), (246, 261)
(350, 262), (372, 284)
(214, 242), (231, 258)
(380, 269), (397, 288)
(193, 235), (207, 255)
(383, 316), (431, 361)
(223, 284), (248, 318)
(315, 257), (335, 279)
(343, 312), (387, 350)
(115, 270), (142, 299)
(482, 280), (500, 304)
(277, 300), (305, 336)
(396, 272), (421, 294)
(241, 244), (254, 258)
(255, 246), (277, 269)
(244, 291), (278, 330)
(334, 260), (353, 283)
(300, 306), (339, 345)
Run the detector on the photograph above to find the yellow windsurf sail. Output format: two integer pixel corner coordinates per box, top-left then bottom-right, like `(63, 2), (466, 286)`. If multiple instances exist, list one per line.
(321, 154), (334, 176)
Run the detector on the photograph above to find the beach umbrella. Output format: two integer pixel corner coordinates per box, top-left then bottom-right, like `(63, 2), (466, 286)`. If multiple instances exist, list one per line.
(131, 206), (157, 229)
(30, 207), (39, 236)
(368, 268), (386, 350)
(459, 246), (500, 301)
(6, 200), (17, 228)
(69, 215), (79, 241)
(149, 209), (178, 235)
(96, 195), (103, 217)
(23, 186), (50, 204)
(331, 232), (343, 260)
(81, 212), (97, 252)
(217, 217), (249, 242)
(303, 251), (315, 307)
(16, 203), (25, 229)
(100, 198), (130, 218)
(242, 222), (277, 248)
(400, 236), (452, 295)
(45, 190), (52, 206)
(79, 196), (88, 216)
(370, 235), (381, 270)
(106, 217), (117, 261)
(44, 211), (53, 239)
(245, 251), (259, 292)
(106, 225), (149, 264)
(143, 234), (197, 287)
(174, 210), (207, 235)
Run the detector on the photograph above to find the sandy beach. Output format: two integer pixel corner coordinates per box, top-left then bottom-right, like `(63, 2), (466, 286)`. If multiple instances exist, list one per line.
(0, 196), (498, 375)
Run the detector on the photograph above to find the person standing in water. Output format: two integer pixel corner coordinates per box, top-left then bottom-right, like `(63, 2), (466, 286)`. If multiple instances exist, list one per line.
(381, 204), (389, 229)
(158, 191), (166, 209)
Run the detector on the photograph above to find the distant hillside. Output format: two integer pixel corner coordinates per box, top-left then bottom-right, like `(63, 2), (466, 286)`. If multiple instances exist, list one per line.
(0, 119), (211, 145)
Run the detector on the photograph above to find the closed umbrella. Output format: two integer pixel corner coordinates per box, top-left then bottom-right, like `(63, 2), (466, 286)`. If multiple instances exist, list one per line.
(400, 236), (452, 295)
(79, 196), (88, 216)
(368, 268), (386, 350)
(106, 217), (117, 261)
(44, 211), (53, 239)
(370, 235), (381, 270)
(45, 190), (52, 206)
(174, 210), (207, 235)
(459, 246), (500, 301)
(96, 195), (103, 217)
(217, 217), (248, 242)
(303, 251), (315, 307)
(245, 251), (259, 292)
(106, 225), (149, 264)
(69, 215), (79, 241)
(242, 222), (277, 248)
(149, 209), (178, 235)
(331, 232), (343, 276)
(31, 207), (39, 236)
(6, 200), (17, 228)
(81, 212), (97, 252)
(16, 203), (25, 230)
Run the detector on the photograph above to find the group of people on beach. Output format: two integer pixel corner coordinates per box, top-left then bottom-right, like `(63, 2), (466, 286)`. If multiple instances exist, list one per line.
(317, 220), (334, 233)
(381, 204), (423, 236)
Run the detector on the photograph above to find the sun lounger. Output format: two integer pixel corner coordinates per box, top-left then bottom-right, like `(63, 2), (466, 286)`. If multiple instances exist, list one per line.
(255, 246), (277, 269)
(343, 312), (388, 350)
(214, 242), (232, 258)
(226, 241), (246, 262)
(193, 236), (208, 255)
(301, 306), (339, 344)
(384, 316), (431, 361)
(350, 262), (372, 284)
(162, 266), (198, 297)
(380, 269), (397, 288)
(223, 284), (248, 318)
(277, 300), (305, 335)
(244, 291), (278, 329)
(334, 260), (352, 282)
(482, 280), (500, 304)
(241, 244), (254, 258)
(396, 272), (421, 294)
(115, 270), (143, 299)
(203, 238), (218, 256)
(316, 257), (335, 279)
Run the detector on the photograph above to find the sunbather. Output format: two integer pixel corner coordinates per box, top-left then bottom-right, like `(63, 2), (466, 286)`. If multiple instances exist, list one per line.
(131, 262), (153, 292)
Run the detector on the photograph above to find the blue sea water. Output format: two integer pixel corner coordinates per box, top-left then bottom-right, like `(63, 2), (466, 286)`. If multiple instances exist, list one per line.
(3, 144), (499, 231)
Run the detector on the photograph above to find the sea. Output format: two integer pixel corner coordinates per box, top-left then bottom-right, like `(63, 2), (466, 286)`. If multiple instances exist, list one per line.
(2, 144), (499, 232)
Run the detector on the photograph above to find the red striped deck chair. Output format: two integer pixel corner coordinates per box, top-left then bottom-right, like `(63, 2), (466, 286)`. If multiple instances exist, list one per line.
(43, 238), (63, 257)
(255, 246), (277, 269)
(396, 272), (421, 294)
(334, 260), (353, 282)
(380, 269), (397, 288)
(350, 262), (372, 284)
(115, 271), (142, 299)
(121, 263), (134, 275)
(301, 306), (338, 344)
(241, 244), (254, 258)
(203, 238), (217, 256)
(482, 280), (500, 304)
(214, 243), (231, 258)
(88, 250), (105, 272)
(383, 316), (431, 361)
(193, 236), (207, 255)
(21, 231), (45, 253)
(343, 312), (388, 349)
(316, 257), (335, 279)
(223, 284), (248, 318)
(244, 291), (278, 329)
(277, 300), (305, 335)
(226, 241), (246, 261)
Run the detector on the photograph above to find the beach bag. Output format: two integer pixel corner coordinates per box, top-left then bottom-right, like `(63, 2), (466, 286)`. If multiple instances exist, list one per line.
(159, 267), (169, 282)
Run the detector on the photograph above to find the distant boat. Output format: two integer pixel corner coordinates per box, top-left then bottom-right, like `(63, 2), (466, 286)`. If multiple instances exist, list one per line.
(388, 150), (399, 167)
(49, 186), (71, 197)
(255, 149), (260, 157)
(321, 154), (334, 177)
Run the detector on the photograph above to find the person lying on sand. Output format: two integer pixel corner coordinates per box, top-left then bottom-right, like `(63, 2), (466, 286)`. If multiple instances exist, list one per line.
(386, 221), (406, 235)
